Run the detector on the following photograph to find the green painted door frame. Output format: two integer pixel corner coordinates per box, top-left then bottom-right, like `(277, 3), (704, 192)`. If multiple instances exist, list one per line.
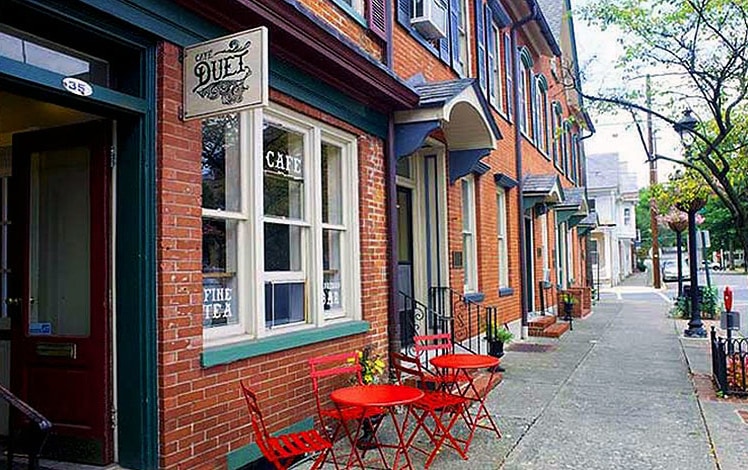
(1, 1), (159, 468)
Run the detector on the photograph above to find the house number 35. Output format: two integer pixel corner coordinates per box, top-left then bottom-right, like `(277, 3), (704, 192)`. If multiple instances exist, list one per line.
(62, 77), (94, 97)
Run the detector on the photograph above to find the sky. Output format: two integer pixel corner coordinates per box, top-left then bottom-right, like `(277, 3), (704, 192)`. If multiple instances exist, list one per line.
(572, 0), (681, 189)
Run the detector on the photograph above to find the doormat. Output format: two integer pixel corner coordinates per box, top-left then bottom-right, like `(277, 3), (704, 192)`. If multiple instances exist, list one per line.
(506, 343), (556, 353)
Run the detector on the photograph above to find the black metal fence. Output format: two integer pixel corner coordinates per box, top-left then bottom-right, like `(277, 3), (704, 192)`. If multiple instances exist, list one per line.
(710, 327), (748, 397)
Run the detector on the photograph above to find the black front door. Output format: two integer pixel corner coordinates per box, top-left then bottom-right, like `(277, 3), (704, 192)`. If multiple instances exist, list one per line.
(397, 186), (415, 347)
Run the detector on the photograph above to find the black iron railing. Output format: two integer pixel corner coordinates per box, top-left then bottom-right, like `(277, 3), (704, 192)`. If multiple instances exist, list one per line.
(711, 327), (748, 397)
(430, 286), (492, 355)
(397, 290), (453, 353)
(1, 383), (52, 470)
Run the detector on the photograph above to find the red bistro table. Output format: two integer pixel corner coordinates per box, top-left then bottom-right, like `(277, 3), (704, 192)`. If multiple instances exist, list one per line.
(330, 384), (424, 469)
(430, 354), (502, 450)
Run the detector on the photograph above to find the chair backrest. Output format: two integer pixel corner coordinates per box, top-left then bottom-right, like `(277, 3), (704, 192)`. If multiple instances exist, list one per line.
(308, 351), (364, 412)
(240, 382), (275, 462)
(390, 352), (426, 387)
(413, 333), (453, 355)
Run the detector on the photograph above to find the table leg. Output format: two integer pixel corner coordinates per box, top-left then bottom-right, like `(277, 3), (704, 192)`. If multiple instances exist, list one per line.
(454, 368), (501, 452)
(388, 404), (417, 470)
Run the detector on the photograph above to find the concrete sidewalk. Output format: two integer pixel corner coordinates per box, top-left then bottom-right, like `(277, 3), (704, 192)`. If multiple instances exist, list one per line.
(304, 285), (748, 469)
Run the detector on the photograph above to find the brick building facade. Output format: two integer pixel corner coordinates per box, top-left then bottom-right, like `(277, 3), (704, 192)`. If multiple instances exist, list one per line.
(0, 0), (594, 469)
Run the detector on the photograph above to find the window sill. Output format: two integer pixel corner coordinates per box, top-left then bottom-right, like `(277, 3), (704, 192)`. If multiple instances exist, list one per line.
(499, 287), (514, 297)
(464, 292), (485, 303)
(201, 320), (370, 367)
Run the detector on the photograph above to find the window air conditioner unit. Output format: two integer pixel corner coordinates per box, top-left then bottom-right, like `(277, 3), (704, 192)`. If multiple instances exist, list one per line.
(411, 0), (448, 40)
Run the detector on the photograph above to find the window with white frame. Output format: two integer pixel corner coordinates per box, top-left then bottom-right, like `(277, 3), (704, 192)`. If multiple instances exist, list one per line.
(503, 33), (513, 117)
(540, 210), (550, 280)
(201, 105), (360, 345)
(490, 22), (503, 112)
(461, 175), (478, 293)
(518, 48), (533, 136)
(537, 76), (549, 154)
(552, 102), (562, 168)
(562, 121), (571, 175)
(624, 207), (631, 226)
(519, 60), (529, 133)
(496, 187), (508, 288)
(457, 0), (470, 75)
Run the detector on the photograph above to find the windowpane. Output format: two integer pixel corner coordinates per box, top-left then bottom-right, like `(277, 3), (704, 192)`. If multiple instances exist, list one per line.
(263, 124), (305, 220)
(323, 229), (343, 311)
(202, 114), (240, 211)
(202, 218), (239, 328)
(461, 180), (471, 230)
(396, 158), (411, 178)
(0, 26), (109, 86)
(322, 143), (343, 225)
(264, 223), (303, 271)
(497, 189), (508, 287)
(265, 282), (305, 327)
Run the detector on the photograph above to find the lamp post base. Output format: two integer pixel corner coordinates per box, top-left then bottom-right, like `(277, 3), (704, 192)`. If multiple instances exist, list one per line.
(683, 326), (707, 338)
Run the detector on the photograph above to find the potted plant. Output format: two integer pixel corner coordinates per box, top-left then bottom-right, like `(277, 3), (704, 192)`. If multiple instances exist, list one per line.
(350, 346), (386, 449)
(486, 324), (513, 359)
(560, 291), (576, 318)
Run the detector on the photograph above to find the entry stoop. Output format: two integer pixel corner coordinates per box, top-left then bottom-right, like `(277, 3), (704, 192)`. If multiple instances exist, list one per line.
(528, 315), (570, 338)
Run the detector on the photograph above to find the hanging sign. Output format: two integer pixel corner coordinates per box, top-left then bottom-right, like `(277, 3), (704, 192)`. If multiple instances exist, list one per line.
(183, 27), (268, 120)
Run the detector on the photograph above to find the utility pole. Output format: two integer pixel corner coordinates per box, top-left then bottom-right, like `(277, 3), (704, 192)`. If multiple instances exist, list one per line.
(647, 75), (662, 289)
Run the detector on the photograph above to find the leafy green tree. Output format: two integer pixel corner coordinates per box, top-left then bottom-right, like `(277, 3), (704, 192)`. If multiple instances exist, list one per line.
(577, 0), (748, 269)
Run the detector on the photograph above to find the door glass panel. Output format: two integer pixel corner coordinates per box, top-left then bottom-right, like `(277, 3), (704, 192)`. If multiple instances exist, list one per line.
(29, 148), (90, 337)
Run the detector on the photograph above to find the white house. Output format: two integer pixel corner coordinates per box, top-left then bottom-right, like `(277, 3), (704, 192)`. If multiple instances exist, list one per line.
(586, 153), (638, 287)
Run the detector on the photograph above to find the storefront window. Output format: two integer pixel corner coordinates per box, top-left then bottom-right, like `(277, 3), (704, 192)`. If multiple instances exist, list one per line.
(202, 114), (241, 330)
(202, 218), (239, 328)
(201, 105), (361, 344)
(202, 114), (240, 211)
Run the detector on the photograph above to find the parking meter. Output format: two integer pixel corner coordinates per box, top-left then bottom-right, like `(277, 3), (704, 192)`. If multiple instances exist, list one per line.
(724, 286), (733, 312)
(721, 287), (741, 353)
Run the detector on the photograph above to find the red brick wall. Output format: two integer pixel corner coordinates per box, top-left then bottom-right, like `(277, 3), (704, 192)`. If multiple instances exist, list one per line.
(296, 0), (385, 61)
(156, 41), (389, 470)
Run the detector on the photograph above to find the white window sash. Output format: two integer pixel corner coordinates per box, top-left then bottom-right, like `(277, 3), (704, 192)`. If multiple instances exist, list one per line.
(204, 104), (361, 346)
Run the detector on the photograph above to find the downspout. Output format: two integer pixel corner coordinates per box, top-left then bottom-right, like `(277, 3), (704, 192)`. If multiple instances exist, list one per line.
(386, 117), (401, 358)
(512, 3), (539, 339)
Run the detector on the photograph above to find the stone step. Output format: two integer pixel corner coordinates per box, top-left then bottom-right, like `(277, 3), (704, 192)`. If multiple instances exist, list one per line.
(529, 321), (570, 338)
(528, 315), (556, 333)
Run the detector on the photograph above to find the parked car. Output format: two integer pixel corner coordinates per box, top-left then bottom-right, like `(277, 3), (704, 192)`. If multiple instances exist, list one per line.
(702, 260), (722, 270)
(662, 259), (690, 282)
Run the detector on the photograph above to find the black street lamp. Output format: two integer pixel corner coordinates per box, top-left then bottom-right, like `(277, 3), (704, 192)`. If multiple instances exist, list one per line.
(673, 109), (707, 338)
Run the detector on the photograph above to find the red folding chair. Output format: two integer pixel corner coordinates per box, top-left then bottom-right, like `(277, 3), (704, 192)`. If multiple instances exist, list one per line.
(413, 333), (470, 390)
(391, 352), (470, 468)
(308, 352), (385, 467)
(240, 382), (332, 470)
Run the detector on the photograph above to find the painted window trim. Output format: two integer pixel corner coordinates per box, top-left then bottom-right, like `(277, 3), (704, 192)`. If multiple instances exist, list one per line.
(461, 175), (479, 293)
(503, 32), (513, 121)
(499, 287), (514, 297)
(496, 187), (509, 288)
(551, 101), (563, 169)
(330, 0), (368, 27)
(202, 320), (371, 367)
(202, 103), (362, 347)
(464, 292), (485, 303)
